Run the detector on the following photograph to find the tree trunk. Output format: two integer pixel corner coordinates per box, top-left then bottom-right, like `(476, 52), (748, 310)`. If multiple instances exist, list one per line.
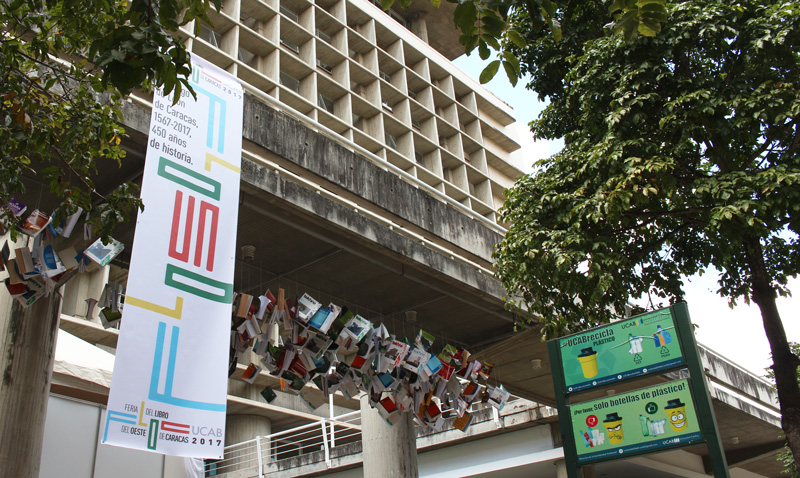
(743, 238), (800, 465)
(0, 292), (62, 478)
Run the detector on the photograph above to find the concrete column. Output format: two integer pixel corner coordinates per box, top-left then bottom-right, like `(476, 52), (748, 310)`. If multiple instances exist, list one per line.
(223, 414), (272, 474)
(224, 377), (272, 474)
(0, 292), (62, 478)
(360, 395), (418, 478)
(225, 414), (272, 446)
(555, 460), (595, 478)
(408, 12), (428, 44)
(555, 459), (569, 478)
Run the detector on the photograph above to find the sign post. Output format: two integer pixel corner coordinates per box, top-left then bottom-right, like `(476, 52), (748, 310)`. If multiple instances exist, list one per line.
(548, 304), (729, 477)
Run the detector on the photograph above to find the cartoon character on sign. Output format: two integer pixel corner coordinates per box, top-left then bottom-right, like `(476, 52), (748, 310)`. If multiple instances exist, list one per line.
(577, 347), (599, 378)
(664, 398), (688, 432)
(603, 412), (624, 444)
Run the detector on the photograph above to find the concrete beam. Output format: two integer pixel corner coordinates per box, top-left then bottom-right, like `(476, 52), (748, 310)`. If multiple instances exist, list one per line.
(240, 161), (509, 306)
(242, 95), (503, 264)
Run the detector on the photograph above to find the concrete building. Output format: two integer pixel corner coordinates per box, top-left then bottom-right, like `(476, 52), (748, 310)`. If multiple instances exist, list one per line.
(0, 0), (788, 476)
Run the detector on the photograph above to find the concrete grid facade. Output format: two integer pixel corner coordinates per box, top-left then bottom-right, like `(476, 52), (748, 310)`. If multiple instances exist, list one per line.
(187, 0), (523, 222)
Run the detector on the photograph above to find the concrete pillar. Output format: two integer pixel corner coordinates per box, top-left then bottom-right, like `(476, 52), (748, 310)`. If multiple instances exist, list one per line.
(225, 414), (272, 446)
(223, 414), (272, 474)
(59, 264), (108, 322)
(555, 460), (595, 478)
(555, 459), (569, 478)
(224, 377), (272, 474)
(360, 395), (418, 478)
(0, 292), (62, 478)
(408, 12), (428, 44)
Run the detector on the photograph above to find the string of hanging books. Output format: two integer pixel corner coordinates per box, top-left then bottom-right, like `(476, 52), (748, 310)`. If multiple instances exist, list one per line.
(231, 289), (510, 433)
(1, 199), (124, 311)
(1, 198), (510, 433)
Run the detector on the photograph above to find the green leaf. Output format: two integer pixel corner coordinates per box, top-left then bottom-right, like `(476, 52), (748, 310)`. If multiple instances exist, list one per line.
(550, 17), (562, 42)
(535, 0), (557, 17)
(453, 2), (478, 31)
(478, 41), (490, 60)
(502, 60), (518, 86)
(502, 50), (520, 75)
(507, 30), (527, 49)
(479, 60), (501, 84)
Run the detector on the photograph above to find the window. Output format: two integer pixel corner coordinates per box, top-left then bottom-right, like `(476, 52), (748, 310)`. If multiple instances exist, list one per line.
(280, 71), (300, 93)
(280, 5), (299, 23)
(353, 114), (364, 130)
(317, 29), (333, 45)
(316, 59), (333, 74)
(411, 118), (421, 131)
(379, 70), (391, 83)
(240, 12), (257, 29)
(414, 151), (424, 164)
(382, 101), (393, 113)
(385, 133), (398, 150)
(318, 94), (334, 113)
(280, 37), (300, 54)
(408, 89), (417, 100)
(198, 25), (221, 47)
(238, 47), (256, 66)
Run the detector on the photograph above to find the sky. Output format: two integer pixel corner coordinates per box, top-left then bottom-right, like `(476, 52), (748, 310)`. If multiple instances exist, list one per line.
(452, 53), (800, 378)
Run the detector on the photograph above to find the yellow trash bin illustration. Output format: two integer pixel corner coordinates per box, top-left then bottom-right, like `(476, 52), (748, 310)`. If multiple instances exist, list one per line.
(664, 398), (688, 432)
(577, 347), (599, 378)
(604, 412), (624, 445)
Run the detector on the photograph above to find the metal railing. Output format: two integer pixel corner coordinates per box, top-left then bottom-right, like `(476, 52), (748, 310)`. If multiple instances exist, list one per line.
(206, 397), (532, 477)
(205, 410), (362, 476)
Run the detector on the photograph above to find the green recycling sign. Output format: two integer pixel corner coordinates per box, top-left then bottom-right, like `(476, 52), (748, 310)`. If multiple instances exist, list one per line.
(569, 379), (703, 463)
(557, 308), (685, 393)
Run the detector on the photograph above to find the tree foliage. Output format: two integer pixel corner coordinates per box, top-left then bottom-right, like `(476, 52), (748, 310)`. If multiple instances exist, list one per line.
(493, 0), (800, 464)
(0, 0), (218, 240)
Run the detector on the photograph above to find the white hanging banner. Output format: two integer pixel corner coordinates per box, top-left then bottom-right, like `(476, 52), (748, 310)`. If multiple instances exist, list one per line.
(104, 54), (243, 458)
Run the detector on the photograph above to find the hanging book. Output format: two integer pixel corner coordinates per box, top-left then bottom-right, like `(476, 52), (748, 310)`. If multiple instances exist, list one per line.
(403, 347), (429, 374)
(296, 293), (322, 323)
(260, 386), (278, 404)
(6, 198), (27, 218)
(38, 245), (67, 278)
(415, 329), (435, 351)
(61, 207), (83, 238)
(83, 237), (124, 266)
(307, 306), (338, 334)
(241, 363), (262, 384)
(20, 209), (50, 236)
(343, 314), (372, 342)
(452, 411), (474, 432)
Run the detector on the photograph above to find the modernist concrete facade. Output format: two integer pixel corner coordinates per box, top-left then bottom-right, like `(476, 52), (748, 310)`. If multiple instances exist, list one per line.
(0, 0), (788, 476)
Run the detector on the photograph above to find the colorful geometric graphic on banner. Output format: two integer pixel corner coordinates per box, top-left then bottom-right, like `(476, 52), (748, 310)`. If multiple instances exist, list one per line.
(557, 308), (685, 393)
(568, 379), (702, 463)
(104, 54), (243, 458)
